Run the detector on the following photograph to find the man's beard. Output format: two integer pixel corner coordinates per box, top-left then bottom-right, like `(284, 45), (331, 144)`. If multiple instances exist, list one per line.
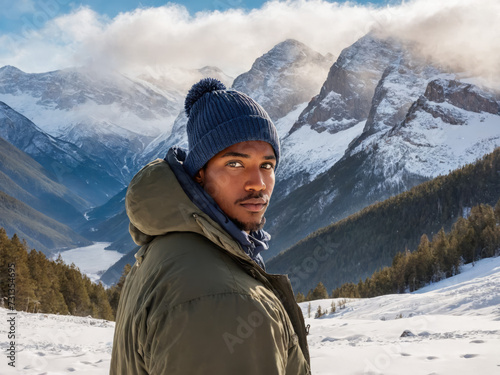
(231, 216), (266, 233)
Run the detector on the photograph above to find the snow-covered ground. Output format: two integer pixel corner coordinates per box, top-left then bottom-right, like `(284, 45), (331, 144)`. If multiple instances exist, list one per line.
(302, 257), (500, 374)
(1, 257), (499, 374)
(52, 243), (124, 284)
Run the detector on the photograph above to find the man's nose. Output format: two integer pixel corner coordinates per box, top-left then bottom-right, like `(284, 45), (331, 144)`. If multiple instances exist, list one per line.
(245, 168), (266, 191)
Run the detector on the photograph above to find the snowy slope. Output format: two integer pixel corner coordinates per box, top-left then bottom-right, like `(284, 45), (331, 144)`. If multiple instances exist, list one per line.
(1, 257), (499, 374)
(302, 256), (500, 374)
(379, 79), (500, 180)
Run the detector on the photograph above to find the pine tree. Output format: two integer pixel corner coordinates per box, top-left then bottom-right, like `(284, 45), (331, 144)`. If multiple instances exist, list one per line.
(494, 199), (500, 224)
(432, 228), (452, 280)
(305, 289), (313, 301)
(59, 264), (92, 315)
(370, 267), (393, 296)
(415, 234), (434, 287)
(315, 305), (325, 319)
(404, 250), (418, 292)
(88, 282), (114, 320)
(310, 282), (329, 301)
(391, 252), (407, 293)
(330, 301), (336, 314)
(451, 217), (476, 264)
(295, 292), (306, 303)
(469, 204), (497, 258)
(0, 228), (11, 305)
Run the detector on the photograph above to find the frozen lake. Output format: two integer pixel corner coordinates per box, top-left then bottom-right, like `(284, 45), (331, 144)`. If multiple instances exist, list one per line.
(53, 242), (124, 284)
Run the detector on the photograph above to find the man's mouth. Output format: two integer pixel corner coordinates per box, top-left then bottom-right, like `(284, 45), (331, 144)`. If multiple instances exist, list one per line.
(239, 198), (268, 212)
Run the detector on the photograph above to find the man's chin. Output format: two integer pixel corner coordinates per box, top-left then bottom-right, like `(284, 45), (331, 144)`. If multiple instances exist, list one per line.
(232, 216), (266, 233)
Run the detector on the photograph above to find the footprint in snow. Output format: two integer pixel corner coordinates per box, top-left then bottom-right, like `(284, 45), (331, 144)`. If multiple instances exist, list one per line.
(470, 339), (485, 344)
(460, 354), (479, 359)
(426, 356), (438, 360)
(321, 337), (338, 342)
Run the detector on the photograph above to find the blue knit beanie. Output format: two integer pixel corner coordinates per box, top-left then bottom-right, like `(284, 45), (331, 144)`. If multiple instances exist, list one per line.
(183, 78), (280, 177)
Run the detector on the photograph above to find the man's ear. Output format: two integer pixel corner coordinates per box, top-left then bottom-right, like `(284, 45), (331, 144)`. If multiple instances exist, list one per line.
(194, 169), (204, 186)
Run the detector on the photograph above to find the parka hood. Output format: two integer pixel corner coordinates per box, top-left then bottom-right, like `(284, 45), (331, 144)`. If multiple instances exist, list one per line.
(125, 158), (204, 245)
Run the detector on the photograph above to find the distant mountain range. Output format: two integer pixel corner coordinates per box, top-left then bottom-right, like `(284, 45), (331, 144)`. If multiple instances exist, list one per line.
(0, 32), (499, 287)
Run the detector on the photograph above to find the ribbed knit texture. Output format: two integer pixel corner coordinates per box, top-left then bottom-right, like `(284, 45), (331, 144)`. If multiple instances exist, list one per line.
(184, 79), (280, 177)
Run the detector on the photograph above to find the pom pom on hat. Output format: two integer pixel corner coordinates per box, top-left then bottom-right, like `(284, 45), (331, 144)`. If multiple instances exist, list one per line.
(184, 78), (226, 117)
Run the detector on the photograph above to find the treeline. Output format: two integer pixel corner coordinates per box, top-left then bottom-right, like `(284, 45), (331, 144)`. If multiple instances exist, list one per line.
(299, 199), (500, 301)
(0, 228), (130, 320)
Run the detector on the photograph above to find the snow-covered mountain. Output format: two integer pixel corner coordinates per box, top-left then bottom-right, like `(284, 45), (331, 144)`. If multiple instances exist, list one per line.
(0, 66), (182, 186)
(232, 39), (334, 121)
(3, 254), (499, 375)
(0, 65), (178, 136)
(0, 101), (124, 206)
(263, 34), (500, 257)
(272, 34), (402, 198)
(379, 79), (500, 180)
(292, 34), (401, 135)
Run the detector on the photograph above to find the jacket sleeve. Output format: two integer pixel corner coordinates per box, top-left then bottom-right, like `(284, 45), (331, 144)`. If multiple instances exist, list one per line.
(140, 292), (296, 375)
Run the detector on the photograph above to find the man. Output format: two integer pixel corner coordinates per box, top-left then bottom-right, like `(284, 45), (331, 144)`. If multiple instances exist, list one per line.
(110, 78), (310, 374)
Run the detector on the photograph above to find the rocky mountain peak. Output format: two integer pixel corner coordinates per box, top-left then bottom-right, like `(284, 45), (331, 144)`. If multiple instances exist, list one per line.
(350, 53), (444, 149)
(290, 34), (402, 135)
(424, 79), (500, 114)
(259, 39), (323, 65)
(232, 39), (333, 121)
(398, 79), (500, 128)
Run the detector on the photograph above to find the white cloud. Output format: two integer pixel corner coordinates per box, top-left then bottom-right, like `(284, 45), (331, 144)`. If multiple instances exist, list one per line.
(0, 0), (499, 86)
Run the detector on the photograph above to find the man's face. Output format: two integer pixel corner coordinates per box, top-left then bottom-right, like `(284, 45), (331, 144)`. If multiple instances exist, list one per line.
(195, 141), (276, 233)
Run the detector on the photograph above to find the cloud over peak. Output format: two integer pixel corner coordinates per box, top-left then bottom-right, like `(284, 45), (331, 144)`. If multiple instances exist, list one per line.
(0, 0), (498, 86)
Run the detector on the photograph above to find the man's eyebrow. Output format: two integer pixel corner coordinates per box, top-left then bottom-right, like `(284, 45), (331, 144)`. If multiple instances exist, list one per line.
(219, 152), (276, 160)
(220, 152), (250, 158)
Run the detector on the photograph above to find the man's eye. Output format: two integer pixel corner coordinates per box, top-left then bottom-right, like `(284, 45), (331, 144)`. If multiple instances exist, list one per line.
(262, 163), (274, 170)
(227, 161), (243, 168)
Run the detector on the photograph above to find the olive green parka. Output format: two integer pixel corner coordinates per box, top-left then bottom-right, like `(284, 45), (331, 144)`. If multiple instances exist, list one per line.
(110, 158), (310, 375)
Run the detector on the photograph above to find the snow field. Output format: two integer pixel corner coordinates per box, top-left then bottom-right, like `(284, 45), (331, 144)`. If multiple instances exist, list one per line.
(0, 312), (114, 375)
(0, 257), (498, 374)
(301, 257), (500, 374)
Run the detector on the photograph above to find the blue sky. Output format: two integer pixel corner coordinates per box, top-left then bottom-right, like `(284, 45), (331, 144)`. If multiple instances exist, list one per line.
(1, 0), (394, 35)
